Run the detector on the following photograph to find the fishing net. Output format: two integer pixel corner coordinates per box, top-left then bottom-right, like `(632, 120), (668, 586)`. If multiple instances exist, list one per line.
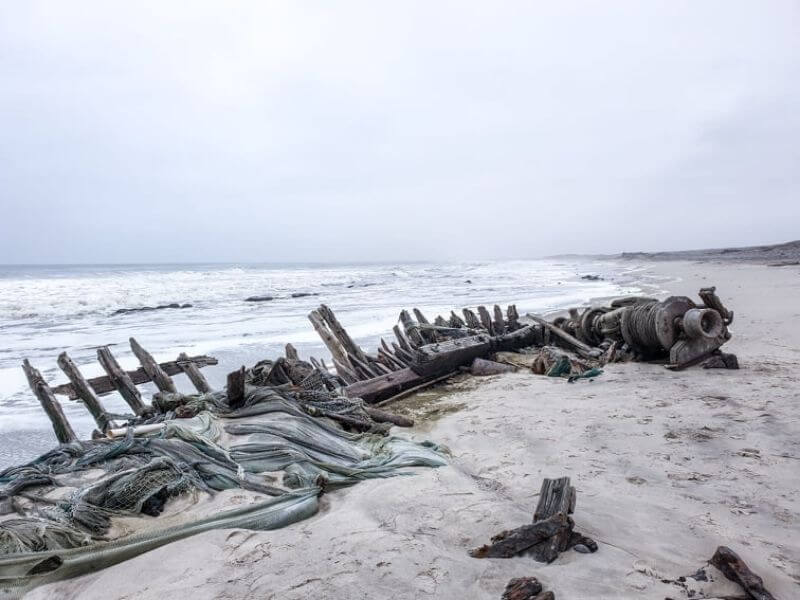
(0, 384), (446, 598)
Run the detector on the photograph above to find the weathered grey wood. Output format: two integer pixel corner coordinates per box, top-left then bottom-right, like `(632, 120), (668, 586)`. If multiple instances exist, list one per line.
(22, 360), (78, 444)
(177, 352), (212, 393)
(285, 343), (299, 361)
(96, 347), (148, 415)
(413, 308), (436, 343)
(308, 309), (352, 377)
(477, 306), (495, 335)
(363, 406), (414, 427)
(377, 347), (404, 371)
(318, 304), (370, 364)
(332, 357), (359, 384)
(449, 311), (466, 328)
(344, 367), (429, 403)
(129, 338), (177, 393)
(507, 305), (520, 330)
(710, 546), (777, 600)
(392, 342), (416, 364)
(393, 325), (412, 353)
(469, 512), (571, 558)
(534, 477), (575, 521)
(462, 308), (482, 329)
(493, 305), (506, 335)
(52, 354), (217, 398)
(501, 577), (543, 600)
(471, 358), (516, 376)
(433, 315), (448, 327)
(57, 352), (113, 431)
(381, 339), (408, 367)
(526, 314), (602, 359)
(350, 355), (381, 379)
(399, 310), (426, 347)
(226, 366), (246, 408)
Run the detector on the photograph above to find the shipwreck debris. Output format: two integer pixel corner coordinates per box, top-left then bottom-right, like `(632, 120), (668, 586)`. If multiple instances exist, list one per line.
(709, 546), (778, 600)
(470, 476), (596, 563)
(501, 577), (555, 600)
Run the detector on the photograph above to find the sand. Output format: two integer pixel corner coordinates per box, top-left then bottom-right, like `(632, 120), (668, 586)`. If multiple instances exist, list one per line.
(27, 260), (800, 599)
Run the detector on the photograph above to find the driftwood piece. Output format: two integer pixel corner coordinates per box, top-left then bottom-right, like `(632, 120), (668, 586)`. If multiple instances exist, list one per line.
(177, 352), (212, 393)
(363, 406), (414, 427)
(709, 546), (777, 600)
(393, 325), (412, 353)
(51, 355), (217, 398)
(344, 367), (426, 403)
(56, 352), (113, 432)
(226, 366), (246, 409)
(526, 315), (602, 359)
(477, 306), (495, 335)
(96, 347), (148, 415)
(284, 343), (299, 361)
(470, 512), (572, 558)
(319, 304), (370, 364)
(471, 358), (517, 376)
(308, 309), (352, 377)
(529, 477), (577, 562)
(462, 308), (482, 329)
(501, 577), (543, 600)
(399, 310), (426, 347)
(22, 360), (78, 444)
(129, 338), (177, 393)
(493, 305), (506, 335)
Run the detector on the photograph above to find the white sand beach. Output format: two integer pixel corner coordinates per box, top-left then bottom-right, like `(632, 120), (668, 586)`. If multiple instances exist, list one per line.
(28, 260), (800, 599)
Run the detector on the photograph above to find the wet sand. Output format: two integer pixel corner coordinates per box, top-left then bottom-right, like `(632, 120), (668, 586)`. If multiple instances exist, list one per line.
(27, 260), (800, 599)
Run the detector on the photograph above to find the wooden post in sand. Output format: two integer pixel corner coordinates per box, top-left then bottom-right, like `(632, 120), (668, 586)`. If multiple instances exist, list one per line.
(129, 338), (177, 393)
(22, 359), (78, 444)
(57, 352), (114, 432)
(97, 346), (148, 415)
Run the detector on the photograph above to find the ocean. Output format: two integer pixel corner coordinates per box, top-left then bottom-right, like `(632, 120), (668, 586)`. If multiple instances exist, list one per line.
(0, 259), (649, 468)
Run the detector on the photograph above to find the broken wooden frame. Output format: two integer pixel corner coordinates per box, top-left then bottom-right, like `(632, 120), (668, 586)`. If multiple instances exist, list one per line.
(22, 339), (217, 440)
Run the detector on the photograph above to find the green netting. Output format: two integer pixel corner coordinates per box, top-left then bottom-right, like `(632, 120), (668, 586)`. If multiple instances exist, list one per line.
(0, 385), (446, 597)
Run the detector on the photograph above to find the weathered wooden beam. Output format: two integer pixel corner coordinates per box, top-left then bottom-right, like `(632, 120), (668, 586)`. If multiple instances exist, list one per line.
(22, 359), (78, 444)
(226, 366), (246, 409)
(477, 306), (495, 335)
(284, 343), (299, 361)
(709, 546), (777, 600)
(308, 309), (352, 377)
(399, 310), (425, 347)
(344, 367), (431, 403)
(507, 305), (520, 330)
(96, 347), (148, 415)
(462, 308), (482, 329)
(177, 352), (212, 393)
(469, 513), (571, 558)
(529, 476), (577, 562)
(413, 308), (436, 343)
(51, 354), (217, 398)
(129, 338), (177, 393)
(493, 305), (506, 335)
(449, 311), (466, 328)
(318, 305), (370, 364)
(392, 342), (416, 364)
(56, 352), (113, 432)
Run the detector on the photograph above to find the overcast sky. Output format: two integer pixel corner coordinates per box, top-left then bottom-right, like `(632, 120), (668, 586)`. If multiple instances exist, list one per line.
(0, 2), (798, 264)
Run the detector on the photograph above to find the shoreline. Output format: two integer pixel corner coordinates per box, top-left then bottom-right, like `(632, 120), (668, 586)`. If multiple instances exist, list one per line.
(25, 259), (800, 599)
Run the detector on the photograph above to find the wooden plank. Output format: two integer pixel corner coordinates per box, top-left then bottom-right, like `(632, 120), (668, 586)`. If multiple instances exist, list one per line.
(129, 338), (177, 393)
(22, 359), (78, 444)
(507, 305), (520, 330)
(393, 325), (412, 353)
(462, 308), (482, 329)
(493, 304), (506, 335)
(534, 477), (575, 521)
(477, 306), (495, 334)
(51, 354), (218, 398)
(344, 367), (429, 403)
(469, 513), (571, 559)
(308, 309), (352, 376)
(410, 335), (492, 377)
(318, 305), (369, 364)
(177, 352), (212, 393)
(226, 366), (246, 408)
(56, 352), (113, 432)
(399, 310), (425, 347)
(96, 347), (148, 415)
